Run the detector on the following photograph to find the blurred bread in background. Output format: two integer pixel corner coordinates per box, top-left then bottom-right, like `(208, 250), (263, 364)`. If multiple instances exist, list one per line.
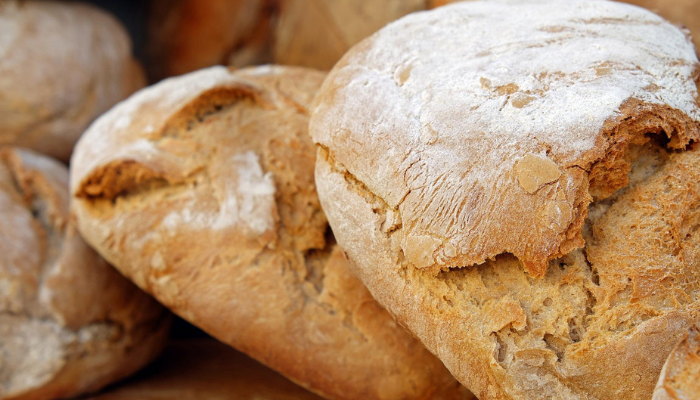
(272, 0), (427, 70)
(0, 147), (169, 400)
(88, 340), (326, 400)
(146, 0), (431, 78)
(0, 1), (145, 162)
(146, 0), (274, 81)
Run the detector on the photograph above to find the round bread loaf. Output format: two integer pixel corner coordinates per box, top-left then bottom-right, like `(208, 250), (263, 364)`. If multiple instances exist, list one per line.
(70, 65), (470, 400)
(0, 147), (169, 400)
(653, 325), (700, 400)
(0, 1), (145, 162)
(310, 1), (700, 399)
(147, 0), (272, 80)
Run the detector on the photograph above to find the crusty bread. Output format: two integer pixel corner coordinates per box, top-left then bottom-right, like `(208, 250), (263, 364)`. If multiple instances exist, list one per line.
(273, 0), (427, 70)
(0, 147), (169, 400)
(653, 325), (700, 400)
(310, 1), (700, 399)
(0, 1), (145, 162)
(70, 65), (470, 400)
(146, 0), (272, 81)
(431, 0), (700, 55)
(89, 339), (326, 400)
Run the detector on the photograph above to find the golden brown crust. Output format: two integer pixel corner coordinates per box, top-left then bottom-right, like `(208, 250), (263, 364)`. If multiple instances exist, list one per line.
(653, 325), (700, 400)
(311, 1), (700, 399)
(0, 1), (145, 161)
(146, 0), (273, 80)
(88, 340), (326, 400)
(70, 66), (470, 400)
(273, 0), (428, 70)
(0, 147), (169, 400)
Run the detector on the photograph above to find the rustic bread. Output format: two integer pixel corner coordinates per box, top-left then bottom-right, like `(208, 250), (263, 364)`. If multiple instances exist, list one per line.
(310, 1), (700, 398)
(70, 65), (470, 400)
(431, 0), (700, 55)
(273, 0), (428, 70)
(146, 0), (272, 81)
(0, 1), (145, 161)
(653, 325), (700, 400)
(89, 339), (326, 400)
(0, 147), (169, 400)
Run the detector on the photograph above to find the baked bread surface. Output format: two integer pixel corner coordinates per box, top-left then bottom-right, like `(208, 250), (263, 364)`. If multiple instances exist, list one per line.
(70, 65), (470, 400)
(653, 325), (700, 400)
(0, 1), (145, 161)
(0, 147), (169, 400)
(310, 1), (700, 398)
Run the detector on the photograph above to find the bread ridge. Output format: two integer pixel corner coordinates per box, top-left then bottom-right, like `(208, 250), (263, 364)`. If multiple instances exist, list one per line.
(71, 65), (470, 400)
(0, 147), (169, 400)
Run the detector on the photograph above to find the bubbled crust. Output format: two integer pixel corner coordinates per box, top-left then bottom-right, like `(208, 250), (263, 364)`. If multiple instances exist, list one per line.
(0, 147), (168, 400)
(310, 0), (700, 277)
(0, 1), (145, 161)
(70, 66), (470, 400)
(653, 325), (700, 400)
(311, 1), (700, 399)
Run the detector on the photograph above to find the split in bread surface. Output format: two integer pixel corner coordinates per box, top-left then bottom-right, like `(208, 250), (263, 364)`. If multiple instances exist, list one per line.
(0, 147), (169, 400)
(0, 1), (145, 161)
(310, 0), (700, 399)
(70, 65), (470, 400)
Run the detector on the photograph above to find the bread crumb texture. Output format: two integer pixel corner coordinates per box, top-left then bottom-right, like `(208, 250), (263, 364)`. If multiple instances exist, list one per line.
(0, 148), (168, 400)
(70, 66), (471, 400)
(311, 0), (700, 399)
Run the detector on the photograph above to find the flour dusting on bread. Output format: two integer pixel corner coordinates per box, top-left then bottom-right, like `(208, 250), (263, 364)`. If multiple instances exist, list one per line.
(311, 0), (700, 277)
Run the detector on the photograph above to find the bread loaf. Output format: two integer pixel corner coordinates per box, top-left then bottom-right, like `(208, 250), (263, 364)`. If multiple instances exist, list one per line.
(146, 0), (272, 80)
(310, 1), (700, 398)
(70, 65), (470, 400)
(0, 147), (169, 400)
(273, 0), (428, 70)
(0, 1), (145, 161)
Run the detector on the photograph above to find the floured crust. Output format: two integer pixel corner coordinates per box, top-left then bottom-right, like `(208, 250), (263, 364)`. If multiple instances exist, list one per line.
(310, 0), (700, 277)
(653, 325), (700, 400)
(312, 1), (700, 399)
(146, 0), (273, 80)
(0, 1), (145, 161)
(0, 147), (169, 400)
(273, 0), (428, 70)
(70, 66), (470, 400)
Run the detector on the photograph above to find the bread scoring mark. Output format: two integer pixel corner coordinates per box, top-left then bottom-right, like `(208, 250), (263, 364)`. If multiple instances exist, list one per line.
(515, 154), (562, 194)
